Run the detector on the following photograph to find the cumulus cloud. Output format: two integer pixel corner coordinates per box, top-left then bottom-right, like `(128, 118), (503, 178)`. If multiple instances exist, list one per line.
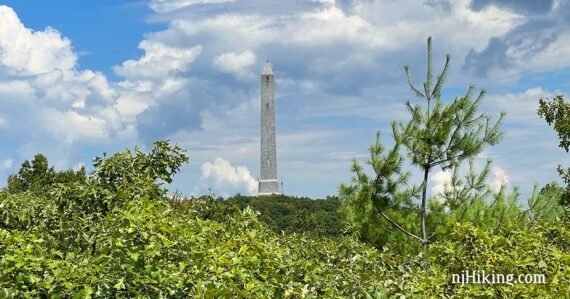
(41, 110), (109, 144)
(464, 19), (560, 78)
(430, 164), (510, 199)
(490, 165), (510, 191)
(149, 0), (235, 13)
(470, 0), (554, 15)
(109, 37), (209, 143)
(463, 0), (570, 80)
(0, 5), (136, 177)
(152, 0), (532, 102)
(431, 169), (452, 196)
(213, 50), (256, 80)
(32, 69), (117, 109)
(200, 157), (258, 195)
(0, 6), (77, 75)
(113, 41), (202, 80)
(483, 87), (550, 122)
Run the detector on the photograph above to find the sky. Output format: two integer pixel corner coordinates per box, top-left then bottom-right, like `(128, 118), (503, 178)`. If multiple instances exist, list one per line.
(0, 0), (569, 199)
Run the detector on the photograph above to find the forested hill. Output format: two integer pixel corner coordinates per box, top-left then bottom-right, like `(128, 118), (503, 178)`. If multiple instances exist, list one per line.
(173, 194), (343, 237)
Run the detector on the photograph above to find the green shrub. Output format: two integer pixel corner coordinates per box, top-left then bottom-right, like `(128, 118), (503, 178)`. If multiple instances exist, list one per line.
(0, 198), (388, 297)
(409, 222), (570, 297)
(7, 154), (86, 194)
(1, 141), (568, 298)
(0, 141), (387, 298)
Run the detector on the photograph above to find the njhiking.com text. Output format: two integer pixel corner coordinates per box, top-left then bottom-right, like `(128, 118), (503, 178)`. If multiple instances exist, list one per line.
(452, 270), (545, 286)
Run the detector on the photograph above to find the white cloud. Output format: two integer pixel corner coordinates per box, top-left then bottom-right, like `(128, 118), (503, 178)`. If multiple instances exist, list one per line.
(110, 40), (204, 124)
(32, 69), (117, 108)
(0, 80), (35, 97)
(150, 0), (527, 101)
(0, 5), (138, 172)
(213, 50), (256, 80)
(430, 164), (510, 199)
(113, 40), (202, 80)
(490, 165), (510, 192)
(484, 87), (550, 122)
(431, 169), (452, 196)
(41, 110), (109, 144)
(340, 0), (522, 52)
(528, 31), (570, 71)
(0, 6), (77, 75)
(149, 0), (235, 13)
(200, 157), (258, 195)
(161, 0), (522, 60)
(288, 7), (390, 49)
(114, 94), (154, 122)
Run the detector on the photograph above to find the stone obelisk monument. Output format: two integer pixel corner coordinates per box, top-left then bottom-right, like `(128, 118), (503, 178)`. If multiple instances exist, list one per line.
(259, 60), (280, 195)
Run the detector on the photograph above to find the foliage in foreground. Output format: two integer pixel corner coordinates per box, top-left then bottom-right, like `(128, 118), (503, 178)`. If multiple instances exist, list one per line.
(0, 141), (388, 298)
(0, 199), (390, 298)
(1, 142), (568, 297)
(419, 222), (570, 297)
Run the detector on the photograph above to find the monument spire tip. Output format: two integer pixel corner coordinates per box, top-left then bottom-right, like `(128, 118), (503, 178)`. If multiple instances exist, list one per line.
(262, 60), (273, 75)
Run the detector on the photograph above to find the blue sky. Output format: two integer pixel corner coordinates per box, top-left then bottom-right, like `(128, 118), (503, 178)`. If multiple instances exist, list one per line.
(0, 0), (568, 199)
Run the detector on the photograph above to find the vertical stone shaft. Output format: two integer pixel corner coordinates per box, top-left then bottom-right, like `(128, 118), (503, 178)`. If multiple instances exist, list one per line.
(259, 61), (279, 194)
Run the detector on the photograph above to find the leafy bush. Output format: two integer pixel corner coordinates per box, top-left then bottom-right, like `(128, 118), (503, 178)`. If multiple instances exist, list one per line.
(0, 141), (387, 298)
(0, 199), (387, 297)
(416, 222), (570, 297)
(7, 154), (86, 194)
(355, 221), (570, 298)
(1, 141), (568, 297)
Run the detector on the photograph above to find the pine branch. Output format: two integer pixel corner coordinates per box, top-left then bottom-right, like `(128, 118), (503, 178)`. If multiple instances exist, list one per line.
(377, 206), (425, 243)
(430, 87), (485, 167)
(428, 102), (446, 137)
(404, 65), (426, 99)
(431, 54), (450, 100)
(426, 36), (433, 96)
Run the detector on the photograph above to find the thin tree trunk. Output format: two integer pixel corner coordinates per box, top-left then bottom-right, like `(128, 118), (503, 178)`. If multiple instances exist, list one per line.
(421, 166), (429, 252)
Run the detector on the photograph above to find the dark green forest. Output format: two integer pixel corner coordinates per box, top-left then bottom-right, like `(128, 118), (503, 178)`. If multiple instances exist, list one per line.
(0, 38), (568, 298)
(175, 194), (343, 237)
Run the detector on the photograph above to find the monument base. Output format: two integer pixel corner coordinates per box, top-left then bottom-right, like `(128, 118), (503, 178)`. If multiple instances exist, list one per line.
(258, 179), (280, 195)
